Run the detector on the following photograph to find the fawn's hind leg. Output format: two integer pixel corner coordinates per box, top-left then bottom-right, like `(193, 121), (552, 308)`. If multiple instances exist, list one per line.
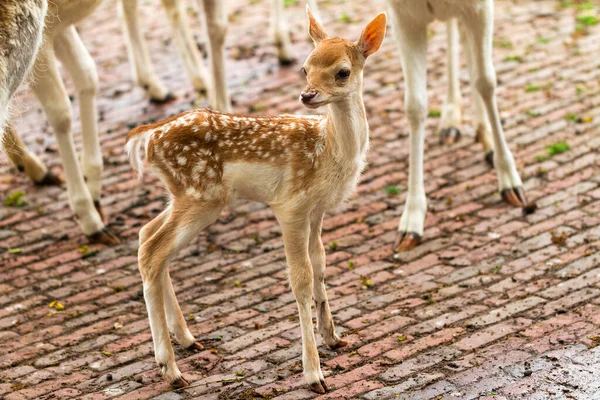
(139, 200), (221, 387)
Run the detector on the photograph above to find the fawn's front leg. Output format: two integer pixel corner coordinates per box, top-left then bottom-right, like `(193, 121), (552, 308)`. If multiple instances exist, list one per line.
(277, 211), (328, 394)
(309, 211), (346, 349)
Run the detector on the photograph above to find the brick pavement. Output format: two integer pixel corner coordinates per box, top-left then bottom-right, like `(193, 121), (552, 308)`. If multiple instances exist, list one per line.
(1, 0), (600, 399)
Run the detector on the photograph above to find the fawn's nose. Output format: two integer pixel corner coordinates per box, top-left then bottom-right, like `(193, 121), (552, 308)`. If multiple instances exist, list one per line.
(300, 91), (317, 102)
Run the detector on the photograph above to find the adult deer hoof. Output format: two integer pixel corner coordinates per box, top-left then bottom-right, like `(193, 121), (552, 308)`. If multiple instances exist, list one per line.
(485, 151), (494, 168)
(439, 127), (461, 145)
(279, 56), (296, 66)
(87, 228), (120, 246)
(394, 232), (421, 252)
(149, 92), (176, 105)
(35, 171), (62, 186)
(501, 186), (528, 207)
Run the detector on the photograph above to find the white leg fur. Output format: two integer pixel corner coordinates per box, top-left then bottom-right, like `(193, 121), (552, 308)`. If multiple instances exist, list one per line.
(438, 19), (462, 137)
(270, 0), (294, 64)
(162, 0), (209, 94)
(54, 26), (103, 202)
(201, 0), (231, 112)
(461, 23), (493, 156)
(390, 7), (428, 246)
(461, 2), (522, 190)
(118, 0), (171, 101)
(31, 43), (104, 236)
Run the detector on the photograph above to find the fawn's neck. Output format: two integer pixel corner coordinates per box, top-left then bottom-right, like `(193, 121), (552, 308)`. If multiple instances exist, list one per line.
(325, 91), (369, 163)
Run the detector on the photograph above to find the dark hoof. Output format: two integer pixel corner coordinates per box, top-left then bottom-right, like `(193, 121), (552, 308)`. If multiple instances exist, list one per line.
(87, 228), (120, 246)
(309, 381), (327, 394)
(501, 186), (528, 207)
(394, 232), (422, 252)
(187, 342), (204, 351)
(523, 202), (538, 215)
(439, 127), (461, 145)
(93, 200), (105, 223)
(330, 339), (348, 350)
(171, 376), (190, 388)
(485, 151), (494, 168)
(35, 171), (62, 186)
(279, 57), (296, 66)
(149, 92), (176, 105)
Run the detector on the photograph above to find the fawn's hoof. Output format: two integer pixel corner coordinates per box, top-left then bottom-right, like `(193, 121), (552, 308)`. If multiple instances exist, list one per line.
(149, 92), (176, 105)
(87, 228), (120, 246)
(309, 379), (329, 394)
(439, 127), (461, 145)
(35, 171), (62, 186)
(170, 376), (190, 388)
(501, 186), (528, 207)
(394, 232), (421, 252)
(485, 151), (494, 168)
(93, 200), (105, 223)
(330, 339), (348, 350)
(186, 342), (204, 351)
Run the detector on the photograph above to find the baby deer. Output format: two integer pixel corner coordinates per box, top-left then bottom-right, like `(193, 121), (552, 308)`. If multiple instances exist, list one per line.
(126, 8), (386, 393)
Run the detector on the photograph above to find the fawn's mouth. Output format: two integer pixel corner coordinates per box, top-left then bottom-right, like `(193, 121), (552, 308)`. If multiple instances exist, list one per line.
(301, 100), (327, 109)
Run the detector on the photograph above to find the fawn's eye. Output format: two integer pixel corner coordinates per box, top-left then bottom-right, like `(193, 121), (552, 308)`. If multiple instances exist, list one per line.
(301, 67), (307, 76)
(336, 69), (350, 80)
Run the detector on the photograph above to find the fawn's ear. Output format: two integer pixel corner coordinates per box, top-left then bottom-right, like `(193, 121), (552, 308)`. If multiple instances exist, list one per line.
(307, 5), (328, 45)
(357, 13), (387, 58)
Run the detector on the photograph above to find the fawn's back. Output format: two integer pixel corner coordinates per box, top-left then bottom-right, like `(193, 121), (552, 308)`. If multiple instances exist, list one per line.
(127, 109), (348, 205)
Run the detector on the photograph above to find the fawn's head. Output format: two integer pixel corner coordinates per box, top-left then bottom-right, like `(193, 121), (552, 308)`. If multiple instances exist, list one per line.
(300, 8), (386, 109)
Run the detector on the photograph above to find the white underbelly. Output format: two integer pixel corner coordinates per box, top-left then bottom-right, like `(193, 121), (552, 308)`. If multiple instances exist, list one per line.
(223, 162), (286, 204)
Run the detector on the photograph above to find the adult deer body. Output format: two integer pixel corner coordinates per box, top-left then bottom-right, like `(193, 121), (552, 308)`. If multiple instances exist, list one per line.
(2, 0), (120, 244)
(0, 0), (47, 135)
(126, 8), (386, 393)
(389, 0), (531, 251)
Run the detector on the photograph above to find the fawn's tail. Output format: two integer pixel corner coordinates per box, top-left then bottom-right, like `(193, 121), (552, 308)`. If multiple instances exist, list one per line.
(125, 124), (155, 179)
